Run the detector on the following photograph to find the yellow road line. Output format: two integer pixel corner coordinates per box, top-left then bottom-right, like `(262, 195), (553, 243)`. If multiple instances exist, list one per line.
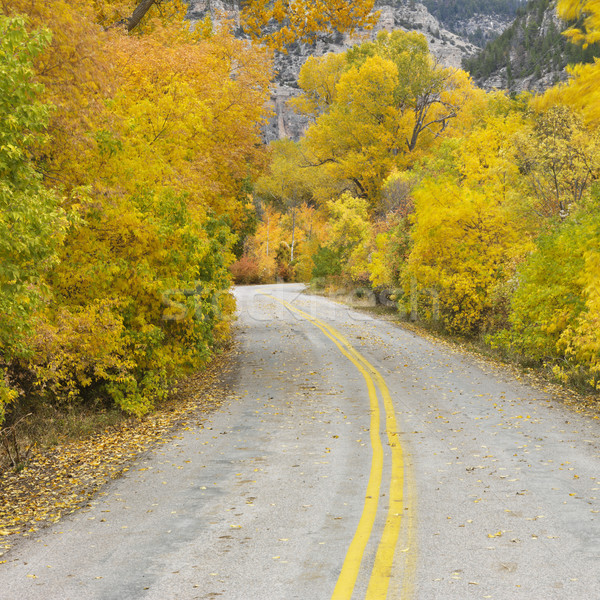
(266, 295), (384, 597)
(265, 294), (417, 599)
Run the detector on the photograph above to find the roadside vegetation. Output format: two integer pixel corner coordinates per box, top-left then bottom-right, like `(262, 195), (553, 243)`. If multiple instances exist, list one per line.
(0, 1), (270, 464)
(0, 0), (599, 559)
(1, 0), (385, 544)
(234, 0), (600, 397)
(0, 0), (376, 464)
(1, 0), (598, 511)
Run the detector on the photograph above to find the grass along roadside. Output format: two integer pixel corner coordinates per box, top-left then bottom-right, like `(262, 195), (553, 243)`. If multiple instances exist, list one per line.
(0, 345), (236, 559)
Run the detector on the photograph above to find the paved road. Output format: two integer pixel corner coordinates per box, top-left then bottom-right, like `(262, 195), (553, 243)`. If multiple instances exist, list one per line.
(2, 284), (599, 599)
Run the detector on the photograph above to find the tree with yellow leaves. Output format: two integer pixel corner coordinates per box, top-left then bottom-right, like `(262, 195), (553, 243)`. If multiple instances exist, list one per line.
(404, 98), (533, 335)
(255, 139), (314, 264)
(298, 31), (477, 206)
(291, 52), (347, 119)
(0, 0), (273, 419)
(534, 0), (600, 127)
(514, 105), (600, 223)
(96, 0), (379, 48)
(325, 193), (373, 282)
(558, 0), (600, 45)
(241, 0), (378, 51)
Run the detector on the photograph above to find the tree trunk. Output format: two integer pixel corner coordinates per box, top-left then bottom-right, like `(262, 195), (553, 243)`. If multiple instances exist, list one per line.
(290, 206), (296, 263)
(126, 0), (156, 31)
(266, 213), (270, 257)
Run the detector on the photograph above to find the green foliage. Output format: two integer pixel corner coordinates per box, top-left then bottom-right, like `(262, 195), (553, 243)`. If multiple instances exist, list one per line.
(0, 16), (65, 423)
(423, 0), (522, 43)
(491, 192), (600, 388)
(312, 246), (343, 280)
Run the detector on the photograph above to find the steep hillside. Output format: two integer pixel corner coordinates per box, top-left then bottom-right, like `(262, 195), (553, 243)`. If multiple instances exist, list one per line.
(463, 0), (600, 92)
(422, 0), (523, 45)
(186, 1), (489, 140)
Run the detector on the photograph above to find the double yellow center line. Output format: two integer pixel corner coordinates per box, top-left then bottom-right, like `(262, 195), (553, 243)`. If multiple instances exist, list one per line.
(266, 294), (417, 600)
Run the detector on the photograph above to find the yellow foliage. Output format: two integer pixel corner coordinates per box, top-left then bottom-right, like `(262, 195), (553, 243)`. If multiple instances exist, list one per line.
(535, 2), (600, 128)
(407, 176), (530, 335)
(534, 61), (600, 128)
(513, 105), (600, 221)
(369, 232), (395, 289)
(247, 206), (285, 282)
(326, 193), (373, 280)
(560, 248), (600, 388)
(558, 0), (600, 46)
(458, 107), (523, 185)
(303, 54), (400, 203)
(0, 1), (272, 417)
(92, 0), (190, 32)
(240, 0), (378, 51)
(30, 302), (136, 408)
(291, 52), (348, 117)
(99, 21), (272, 222)
(300, 31), (478, 206)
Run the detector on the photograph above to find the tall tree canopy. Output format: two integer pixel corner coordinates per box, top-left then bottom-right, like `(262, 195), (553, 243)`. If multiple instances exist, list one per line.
(294, 31), (477, 205)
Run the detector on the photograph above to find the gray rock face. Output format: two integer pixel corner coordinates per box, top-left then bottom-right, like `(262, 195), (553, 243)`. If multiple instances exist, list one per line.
(184, 1), (504, 141)
(186, 0), (239, 21)
(474, 4), (569, 94)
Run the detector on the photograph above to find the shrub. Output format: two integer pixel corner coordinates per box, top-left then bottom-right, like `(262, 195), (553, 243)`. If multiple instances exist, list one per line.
(230, 254), (261, 284)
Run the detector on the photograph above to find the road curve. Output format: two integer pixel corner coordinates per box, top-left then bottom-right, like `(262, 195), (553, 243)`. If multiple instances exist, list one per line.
(2, 283), (599, 599)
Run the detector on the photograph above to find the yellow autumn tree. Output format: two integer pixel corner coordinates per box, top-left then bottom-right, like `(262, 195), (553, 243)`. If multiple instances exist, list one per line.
(241, 0), (378, 50)
(534, 1), (600, 126)
(513, 105), (600, 223)
(367, 170), (417, 290)
(255, 139), (315, 264)
(325, 193), (373, 282)
(246, 205), (286, 282)
(558, 0), (600, 45)
(300, 31), (477, 206)
(290, 52), (347, 118)
(0, 0), (273, 418)
(405, 99), (532, 335)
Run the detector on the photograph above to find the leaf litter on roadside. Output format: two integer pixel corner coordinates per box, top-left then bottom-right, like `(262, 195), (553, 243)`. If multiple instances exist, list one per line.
(0, 348), (235, 557)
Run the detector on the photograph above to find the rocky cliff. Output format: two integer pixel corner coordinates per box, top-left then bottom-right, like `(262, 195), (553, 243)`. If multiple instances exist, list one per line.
(464, 0), (600, 94)
(184, 1), (506, 140)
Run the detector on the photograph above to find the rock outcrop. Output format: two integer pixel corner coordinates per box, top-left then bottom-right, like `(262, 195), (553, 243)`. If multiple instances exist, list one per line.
(184, 1), (506, 140)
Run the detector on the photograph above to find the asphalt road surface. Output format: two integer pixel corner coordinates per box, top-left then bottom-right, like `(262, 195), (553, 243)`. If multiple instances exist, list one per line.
(2, 284), (599, 600)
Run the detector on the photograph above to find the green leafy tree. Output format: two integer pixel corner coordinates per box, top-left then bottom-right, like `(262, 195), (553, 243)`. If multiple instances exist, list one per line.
(0, 16), (65, 423)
